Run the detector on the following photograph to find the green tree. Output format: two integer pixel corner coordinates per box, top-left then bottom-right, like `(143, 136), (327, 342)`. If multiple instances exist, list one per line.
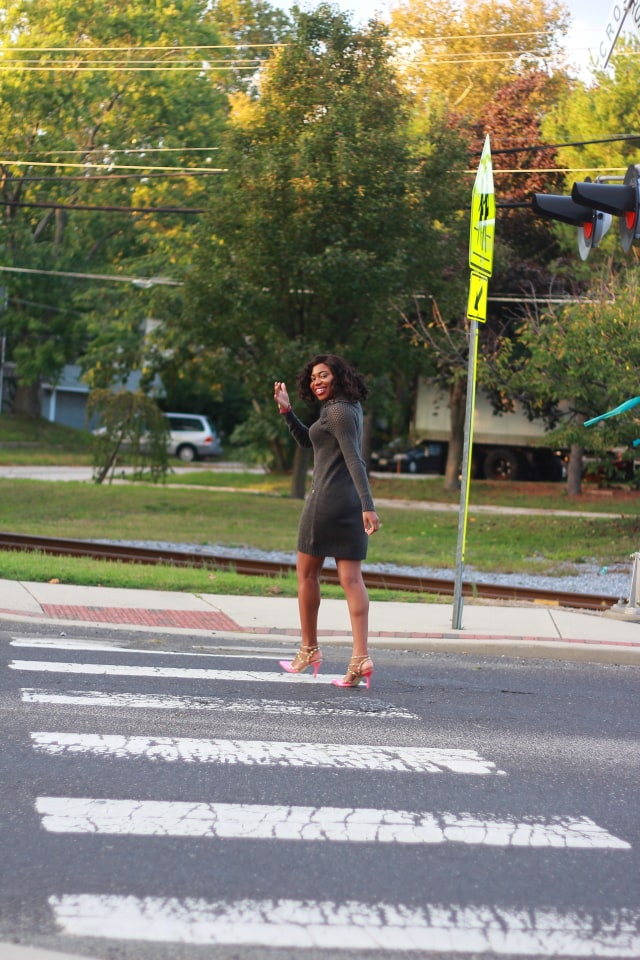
(488, 273), (640, 495)
(88, 389), (169, 484)
(182, 4), (420, 487)
(394, 111), (470, 489)
(0, 0), (229, 413)
(207, 0), (293, 91)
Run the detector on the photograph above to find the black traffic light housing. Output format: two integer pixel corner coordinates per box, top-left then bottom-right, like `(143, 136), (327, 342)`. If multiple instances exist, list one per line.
(572, 164), (640, 253)
(531, 189), (612, 261)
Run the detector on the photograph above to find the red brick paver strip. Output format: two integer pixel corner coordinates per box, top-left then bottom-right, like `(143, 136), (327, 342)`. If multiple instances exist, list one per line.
(40, 605), (241, 631)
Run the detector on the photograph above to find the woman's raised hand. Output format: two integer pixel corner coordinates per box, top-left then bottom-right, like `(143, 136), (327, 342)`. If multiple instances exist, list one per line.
(274, 381), (291, 412)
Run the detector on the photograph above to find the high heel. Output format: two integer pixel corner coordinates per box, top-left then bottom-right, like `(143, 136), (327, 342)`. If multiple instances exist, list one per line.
(279, 645), (323, 677)
(331, 655), (374, 689)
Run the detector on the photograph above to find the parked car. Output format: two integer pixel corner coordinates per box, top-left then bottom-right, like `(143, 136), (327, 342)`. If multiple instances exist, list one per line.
(164, 413), (222, 462)
(371, 440), (446, 475)
(93, 412), (223, 463)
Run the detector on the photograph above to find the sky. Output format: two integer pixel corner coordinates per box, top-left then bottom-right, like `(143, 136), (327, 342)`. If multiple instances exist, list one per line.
(277, 1), (634, 81)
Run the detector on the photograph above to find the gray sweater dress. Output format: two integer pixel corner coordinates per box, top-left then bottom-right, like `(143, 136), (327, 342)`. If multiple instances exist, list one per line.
(282, 398), (375, 560)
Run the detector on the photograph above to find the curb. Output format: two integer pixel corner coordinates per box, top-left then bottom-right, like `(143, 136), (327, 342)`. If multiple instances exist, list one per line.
(0, 944), (98, 960)
(2, 610), (640, 665)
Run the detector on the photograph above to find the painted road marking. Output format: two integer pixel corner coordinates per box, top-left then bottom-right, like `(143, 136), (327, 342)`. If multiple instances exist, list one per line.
(36, 798), (629, 848)
(48, 896), (640, 955)
(11, 660), (337, 683)
(30, 733), (504, 774)
(21, 688), (416, 719)
(10, 638), (277, 659)
(12, 638), (137, 652)
(11, 637), (312, 657)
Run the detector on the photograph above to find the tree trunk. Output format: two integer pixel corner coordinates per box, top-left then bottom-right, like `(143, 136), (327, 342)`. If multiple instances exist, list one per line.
(269, 437), (288, 473)
(290, 444), (310, 499)
(443, 379), (466, 491)
(566, 443), (583, 496)
(12, 382), (42, 418)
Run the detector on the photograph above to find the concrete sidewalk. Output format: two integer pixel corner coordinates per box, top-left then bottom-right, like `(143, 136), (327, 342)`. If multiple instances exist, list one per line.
(1, 578), (640, 663)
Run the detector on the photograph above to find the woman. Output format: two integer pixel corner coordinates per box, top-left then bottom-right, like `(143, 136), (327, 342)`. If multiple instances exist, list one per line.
(273, 354), (380, 688)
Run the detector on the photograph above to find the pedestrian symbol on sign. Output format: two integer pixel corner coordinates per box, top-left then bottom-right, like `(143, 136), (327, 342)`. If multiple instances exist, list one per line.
(469, 135), (495, 278)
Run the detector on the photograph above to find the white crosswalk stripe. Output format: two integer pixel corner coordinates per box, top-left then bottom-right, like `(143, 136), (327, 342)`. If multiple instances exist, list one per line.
(10, 637), (290, 659)
(30, 732), (504, 774)
(48, 895), (640, 956)
(9, 638), (636, 957)
(35, 797), (630, 848)
(11, 658), (339, 683)
(20, 686), (417, 717)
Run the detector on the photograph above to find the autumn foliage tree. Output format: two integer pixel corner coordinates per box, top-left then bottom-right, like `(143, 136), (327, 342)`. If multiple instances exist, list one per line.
(383, 0), (574, 488)
(388, 0), (569, 120)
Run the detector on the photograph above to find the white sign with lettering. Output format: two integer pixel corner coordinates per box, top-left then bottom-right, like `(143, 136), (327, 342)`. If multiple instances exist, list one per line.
(599, 0), (639, 69)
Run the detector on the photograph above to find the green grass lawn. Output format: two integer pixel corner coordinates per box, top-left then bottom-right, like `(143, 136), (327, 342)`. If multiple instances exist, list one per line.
(0, 413), (638, 595)
(0, 549), (441, 603)
(0, 477), (637, 591)
(0, 413), (94, 464)
(172, 468), (640, 515)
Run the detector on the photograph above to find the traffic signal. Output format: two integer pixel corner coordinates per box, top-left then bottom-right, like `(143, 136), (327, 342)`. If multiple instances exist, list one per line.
(571, 164), (640, 253)
(531, 189), (612, 261)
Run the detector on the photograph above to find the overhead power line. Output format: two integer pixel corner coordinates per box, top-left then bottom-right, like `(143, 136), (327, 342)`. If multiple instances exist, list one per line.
(1, 43), (284, 51)
(489, 167), (627, 175)
(0, 64), (259, 72)
(399, 54), (552, 67)
(3, 171), (217, 183)
(489, 134), (640, 156)
(411, 30), (565, 42)
(2, 57), (259, 64)
(0, 199), (203, 214)
(0, 265), (183, 286)
(22, 147), (220, 154)
(0, 159), (225, 173)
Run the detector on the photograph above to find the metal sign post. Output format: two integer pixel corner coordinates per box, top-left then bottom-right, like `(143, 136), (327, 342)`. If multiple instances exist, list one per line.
(452, 135), (495, 630)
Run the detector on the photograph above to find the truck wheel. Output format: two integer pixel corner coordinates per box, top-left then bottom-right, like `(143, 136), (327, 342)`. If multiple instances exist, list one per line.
(483, 447), (520, 481)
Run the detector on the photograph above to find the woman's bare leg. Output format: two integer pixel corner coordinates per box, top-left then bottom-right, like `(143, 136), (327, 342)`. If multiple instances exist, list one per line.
(336, 558), (369, 658)
(296, 552), (324, 648)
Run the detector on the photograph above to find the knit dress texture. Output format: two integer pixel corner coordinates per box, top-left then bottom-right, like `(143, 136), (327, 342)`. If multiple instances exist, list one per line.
(283, 398), (375, 560)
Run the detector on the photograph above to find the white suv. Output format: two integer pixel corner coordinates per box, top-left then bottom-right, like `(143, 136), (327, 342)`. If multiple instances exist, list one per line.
(164, 413), (222, 462)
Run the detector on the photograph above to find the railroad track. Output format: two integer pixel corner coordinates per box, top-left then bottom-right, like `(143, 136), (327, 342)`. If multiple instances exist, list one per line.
(0, 531), (623, 612)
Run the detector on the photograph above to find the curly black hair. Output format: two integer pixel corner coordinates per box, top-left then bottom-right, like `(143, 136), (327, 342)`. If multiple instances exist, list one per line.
(296, 354), (368, 404)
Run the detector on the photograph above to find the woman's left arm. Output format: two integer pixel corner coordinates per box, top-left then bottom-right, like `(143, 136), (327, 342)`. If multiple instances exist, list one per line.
(328, 403), (380, 535)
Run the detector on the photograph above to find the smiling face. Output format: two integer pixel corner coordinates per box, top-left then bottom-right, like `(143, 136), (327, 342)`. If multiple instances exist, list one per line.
(310, 362), (335, 402)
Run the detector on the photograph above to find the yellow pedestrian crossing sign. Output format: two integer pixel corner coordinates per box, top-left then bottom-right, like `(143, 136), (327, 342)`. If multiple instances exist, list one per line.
(467, 271), (488, 322)
(469, 135), (495, 278)
(454, 136), (495, 629)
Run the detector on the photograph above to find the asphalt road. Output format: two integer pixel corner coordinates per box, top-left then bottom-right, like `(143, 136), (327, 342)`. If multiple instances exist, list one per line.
(1, 621), (639, 960)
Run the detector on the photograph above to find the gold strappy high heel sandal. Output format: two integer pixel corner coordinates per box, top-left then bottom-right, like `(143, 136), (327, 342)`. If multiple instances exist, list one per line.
(331, 655), (374, 689)
(279, 645), (323, 678)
